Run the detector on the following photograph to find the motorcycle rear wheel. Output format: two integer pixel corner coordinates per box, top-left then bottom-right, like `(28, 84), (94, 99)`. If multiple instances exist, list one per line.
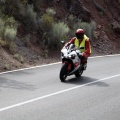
(75, 70), (83, 77)
(59, 63), (68, 82)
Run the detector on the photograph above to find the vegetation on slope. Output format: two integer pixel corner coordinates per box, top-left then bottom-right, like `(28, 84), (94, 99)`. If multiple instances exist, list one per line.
(0, 0), (120, 72)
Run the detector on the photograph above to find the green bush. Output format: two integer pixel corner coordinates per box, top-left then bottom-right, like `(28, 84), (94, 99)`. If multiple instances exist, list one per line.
(41, 14), (54, 31)
(4, 17), (18, 27)
(0, 16), (18, 40)
(80, 22), (91, 35)
(67, 14), (75, 29)
(4, 27), (17, 41)
(23, 34), (31, 47)
(21, 4), (37, 31)
(1, 0), (20, 16)
(46, 8), (56, 16)
(14, 53), (24, 63)
(36, 8), (56, 45)
(71, 20), (96, 40)
(0, 15), (18, 53)
(20, 0), (28, 4)
(2, 16), (18, 41)
(40, 8), (56, 32)
(0, 39), (7, 47)
(46, 22), (69, 49)
(0, 18), (5, 38)
(0, 0), (5, 12)
(26, 5), (37, 26)
(51, 22), (69, 40)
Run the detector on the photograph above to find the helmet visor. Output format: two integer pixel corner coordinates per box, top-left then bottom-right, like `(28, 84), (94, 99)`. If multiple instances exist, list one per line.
(76, 33), (84, 39)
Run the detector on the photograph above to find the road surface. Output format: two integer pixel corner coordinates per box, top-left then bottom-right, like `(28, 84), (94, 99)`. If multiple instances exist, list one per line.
(0, 54), (120, 120)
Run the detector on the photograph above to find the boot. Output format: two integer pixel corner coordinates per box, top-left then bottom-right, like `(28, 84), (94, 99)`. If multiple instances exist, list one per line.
(81, 63), (87, 70)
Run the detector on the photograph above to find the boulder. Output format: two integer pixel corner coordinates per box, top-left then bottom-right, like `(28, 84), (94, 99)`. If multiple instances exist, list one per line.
(111, 21), (120, 34)
(100, 31), (109, 42)
(93, 31), (100, 39)
(97, 25), (102, 29)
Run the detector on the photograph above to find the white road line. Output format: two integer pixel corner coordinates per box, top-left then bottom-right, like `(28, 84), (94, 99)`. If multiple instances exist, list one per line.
(0, 62), (61, 75)
(0, 54), (120, 75)
(0, 73), (120, 112)
(89, 54), (120, 58)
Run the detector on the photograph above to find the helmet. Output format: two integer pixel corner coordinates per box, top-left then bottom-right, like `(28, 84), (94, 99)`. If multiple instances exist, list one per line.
(75, 29), (85, 39)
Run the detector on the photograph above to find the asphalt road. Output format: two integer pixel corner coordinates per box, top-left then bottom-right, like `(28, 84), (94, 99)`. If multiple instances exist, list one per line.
(0, 54), (120, 120)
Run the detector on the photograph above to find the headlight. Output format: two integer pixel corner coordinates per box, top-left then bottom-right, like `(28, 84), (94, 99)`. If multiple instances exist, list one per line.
(68, 55), (72, 58)
(68, 54), (75, 59)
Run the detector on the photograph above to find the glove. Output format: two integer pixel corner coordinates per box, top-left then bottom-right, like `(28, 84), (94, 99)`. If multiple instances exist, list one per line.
(79, 53), (83, 56)
(82, 52), (87, 58)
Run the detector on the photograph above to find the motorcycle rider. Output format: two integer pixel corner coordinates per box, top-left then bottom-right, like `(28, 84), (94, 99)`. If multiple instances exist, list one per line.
(64, 29), (91, 70)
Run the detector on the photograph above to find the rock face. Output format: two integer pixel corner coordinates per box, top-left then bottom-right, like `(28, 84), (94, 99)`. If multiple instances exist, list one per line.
(93, 0), (105, 13)
(64, 0), (92, 22)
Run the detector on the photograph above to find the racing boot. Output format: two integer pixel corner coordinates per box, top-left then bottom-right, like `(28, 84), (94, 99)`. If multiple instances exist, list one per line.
(81, 62), (87, 70)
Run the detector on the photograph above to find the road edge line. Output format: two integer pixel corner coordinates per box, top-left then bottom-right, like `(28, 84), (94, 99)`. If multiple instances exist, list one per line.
(0, 54), (120, 75)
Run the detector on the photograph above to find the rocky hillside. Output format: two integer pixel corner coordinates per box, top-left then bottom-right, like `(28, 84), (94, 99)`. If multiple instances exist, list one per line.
(83, 0), (120, 54)
(0, 0), (120, 72)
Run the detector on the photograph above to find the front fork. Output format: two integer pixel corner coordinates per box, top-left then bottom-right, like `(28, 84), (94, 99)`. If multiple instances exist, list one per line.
(62, 61), (72, 73)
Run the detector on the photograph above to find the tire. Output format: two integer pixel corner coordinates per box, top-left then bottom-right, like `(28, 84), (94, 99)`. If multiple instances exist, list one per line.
(75, 69), (83, 77)
(59, 63), (68, 82)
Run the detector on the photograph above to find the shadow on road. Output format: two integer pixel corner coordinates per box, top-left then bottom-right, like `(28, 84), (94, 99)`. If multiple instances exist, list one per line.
(64, 76), (109, 87)
(0, 77), (36, 91)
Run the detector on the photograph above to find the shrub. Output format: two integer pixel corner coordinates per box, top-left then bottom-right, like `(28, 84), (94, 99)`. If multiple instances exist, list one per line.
(0, 15), (18, 53)
(0, 16), (18, 40)
(6, 42), (17, 53)
(4, 16), (18, 28)
(26, 5), (37, 25)
(0, 0), (5, 12)
(23, 4), (37, 31)
(45, 0), (54, 5)
(80, 22), (91, 39)
(14, 53), (24, 63)
(1, 0), (20, 16)
(4, 27), (17, 41)
(71, 20), (96, 40)
(20, 0), (28, 4)
(23, 34), (31, 47)
(39, 8), (56, 31)
(67, 14), (75, 29)
(46, 22), (69, 49)
(0, 0), (5, 3)
(46, 8), (56, 16)
(51, 22), (69, 40)
(36, 8), (56, 45)
(0, 39), (7, 47)
(0, 18), (4, 38)
(4, 63), (11, 70)
(3, 16), (18, 43)
(41, 14), (54, 31)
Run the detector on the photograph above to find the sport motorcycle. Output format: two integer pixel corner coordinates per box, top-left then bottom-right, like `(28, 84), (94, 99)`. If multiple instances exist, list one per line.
(59, 43), (86, 82)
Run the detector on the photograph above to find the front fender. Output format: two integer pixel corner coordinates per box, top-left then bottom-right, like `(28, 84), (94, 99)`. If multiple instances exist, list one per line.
(62, 58), (74, 71)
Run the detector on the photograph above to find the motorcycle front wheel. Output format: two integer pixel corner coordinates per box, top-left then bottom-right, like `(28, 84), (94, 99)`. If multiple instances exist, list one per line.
(59, 63), (68, 82)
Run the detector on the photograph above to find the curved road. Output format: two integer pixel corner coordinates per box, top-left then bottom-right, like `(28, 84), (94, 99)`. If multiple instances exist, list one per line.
(0, 54), (120, 120)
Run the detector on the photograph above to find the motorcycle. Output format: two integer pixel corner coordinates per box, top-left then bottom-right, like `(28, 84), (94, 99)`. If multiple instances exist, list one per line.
(59, 42), (85, 82)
